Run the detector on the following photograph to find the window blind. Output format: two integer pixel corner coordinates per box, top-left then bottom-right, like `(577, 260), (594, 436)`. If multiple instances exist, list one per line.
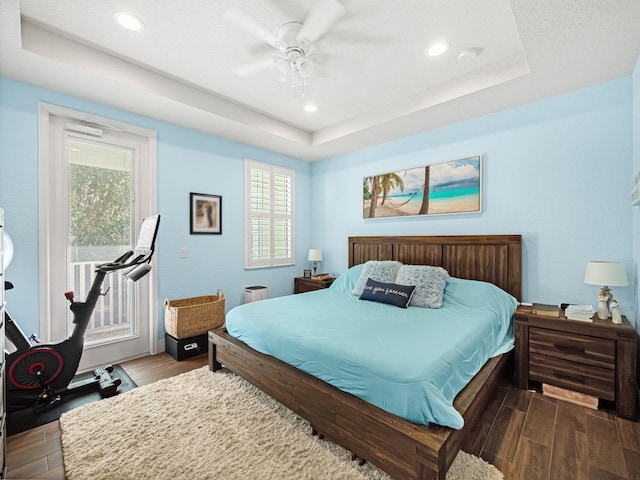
(245, 160), (294, 268)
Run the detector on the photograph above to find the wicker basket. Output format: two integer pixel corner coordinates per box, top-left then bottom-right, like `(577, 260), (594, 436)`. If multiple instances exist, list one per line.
(164, 289), (225, 339)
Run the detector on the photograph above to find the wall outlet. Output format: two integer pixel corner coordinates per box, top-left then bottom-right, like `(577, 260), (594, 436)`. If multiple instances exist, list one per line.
(179, 248), (187, 258)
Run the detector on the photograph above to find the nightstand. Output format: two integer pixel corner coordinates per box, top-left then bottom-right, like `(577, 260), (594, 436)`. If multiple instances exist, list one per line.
(294, 276), (335, 294)
(514, 306), (638, 420)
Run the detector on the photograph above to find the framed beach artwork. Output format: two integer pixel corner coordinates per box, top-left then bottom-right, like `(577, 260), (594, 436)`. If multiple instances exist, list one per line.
(363, 155), (482, 219)
(190, 192), (222, 234)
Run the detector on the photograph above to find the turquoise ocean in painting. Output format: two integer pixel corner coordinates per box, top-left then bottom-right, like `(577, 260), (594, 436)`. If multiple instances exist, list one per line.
(389, 185), (480, 212)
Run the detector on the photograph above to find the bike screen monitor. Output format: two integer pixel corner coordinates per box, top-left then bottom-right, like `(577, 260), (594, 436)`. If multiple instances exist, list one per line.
(135, 215), (160, 256)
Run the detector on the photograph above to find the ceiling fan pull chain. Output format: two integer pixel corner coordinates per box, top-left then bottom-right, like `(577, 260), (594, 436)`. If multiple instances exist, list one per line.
(292, 64), (297, 101)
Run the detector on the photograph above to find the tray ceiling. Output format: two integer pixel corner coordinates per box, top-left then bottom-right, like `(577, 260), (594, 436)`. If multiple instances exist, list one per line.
(1, 0), (640, 161)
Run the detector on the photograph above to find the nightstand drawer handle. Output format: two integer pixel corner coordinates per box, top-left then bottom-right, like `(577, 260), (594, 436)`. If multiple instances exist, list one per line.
(554, 344), (585, 355)
(553, 371), (586, 383)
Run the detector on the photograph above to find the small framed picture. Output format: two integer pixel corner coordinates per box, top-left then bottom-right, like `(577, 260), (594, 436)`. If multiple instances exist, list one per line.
(190, 193), (221, 234)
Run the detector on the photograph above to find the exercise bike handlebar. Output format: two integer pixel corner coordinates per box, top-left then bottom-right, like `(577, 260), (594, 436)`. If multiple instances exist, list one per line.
(94, 214), (160, 274)
(96, 251), (151, 273)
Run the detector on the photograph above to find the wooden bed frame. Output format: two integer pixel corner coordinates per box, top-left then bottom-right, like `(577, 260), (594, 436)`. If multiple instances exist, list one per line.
(208, 234), (522, 479)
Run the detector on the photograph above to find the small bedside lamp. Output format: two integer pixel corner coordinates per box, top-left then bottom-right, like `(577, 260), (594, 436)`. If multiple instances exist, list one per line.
(308, 249), (323, 276)
(584, 261), (628, 320)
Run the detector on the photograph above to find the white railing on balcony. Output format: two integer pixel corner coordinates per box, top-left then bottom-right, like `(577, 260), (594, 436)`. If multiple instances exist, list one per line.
(69, 260), (131, 341)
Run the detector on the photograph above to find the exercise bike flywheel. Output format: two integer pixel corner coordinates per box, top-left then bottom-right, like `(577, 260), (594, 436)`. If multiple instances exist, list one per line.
(7, 347), (64, 389)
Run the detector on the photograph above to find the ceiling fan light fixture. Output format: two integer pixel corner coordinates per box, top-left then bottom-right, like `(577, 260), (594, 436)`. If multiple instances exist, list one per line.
(225, 3), (345, 100)
(296, 58), (314, 78)
(426, 41), (449, 57)
(114, 12), (145, 31)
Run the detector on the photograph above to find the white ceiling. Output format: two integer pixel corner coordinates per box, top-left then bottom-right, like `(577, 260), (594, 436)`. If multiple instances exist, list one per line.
(1, 0), (640, 162)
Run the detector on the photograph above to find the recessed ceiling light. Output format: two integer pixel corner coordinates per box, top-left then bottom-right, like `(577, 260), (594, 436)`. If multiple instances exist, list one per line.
(114, 12), (145, 31)
(426, 41), (449, 57)
(303, 103), (318, 113)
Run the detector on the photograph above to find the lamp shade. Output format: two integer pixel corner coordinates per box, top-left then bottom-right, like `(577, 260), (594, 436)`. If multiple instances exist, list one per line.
(2, 231), (13, 271)
(307, 249), (323, 262)
(584, 261), (629, 287)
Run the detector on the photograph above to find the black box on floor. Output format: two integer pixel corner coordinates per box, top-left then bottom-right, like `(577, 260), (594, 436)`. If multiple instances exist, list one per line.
(165, 332), (208, 361)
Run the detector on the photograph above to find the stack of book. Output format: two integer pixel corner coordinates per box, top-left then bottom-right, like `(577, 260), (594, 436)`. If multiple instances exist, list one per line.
(311, 273), (331, 281)
(531, 303), (560, 317)
(565, 304), (594, 322)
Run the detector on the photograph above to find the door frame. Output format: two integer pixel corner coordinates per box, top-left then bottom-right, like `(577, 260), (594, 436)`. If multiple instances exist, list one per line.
(38, 103), (159, 367)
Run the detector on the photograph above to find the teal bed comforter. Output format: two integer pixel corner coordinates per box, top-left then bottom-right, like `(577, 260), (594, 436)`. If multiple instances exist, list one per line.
(226, 265), (516, 429)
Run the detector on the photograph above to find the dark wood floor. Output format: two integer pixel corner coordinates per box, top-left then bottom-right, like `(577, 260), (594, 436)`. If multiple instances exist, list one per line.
(5, 353), (208, 480)
(462, 384), (640, 480)
(6, 353), (640, 479)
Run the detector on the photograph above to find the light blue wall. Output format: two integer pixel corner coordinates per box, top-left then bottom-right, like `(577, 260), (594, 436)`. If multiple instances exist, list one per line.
(312, 77), (637, 328)
(2, 72), (639, 340)
(0, 76), (312, 339)
(633, 55), (640, 332)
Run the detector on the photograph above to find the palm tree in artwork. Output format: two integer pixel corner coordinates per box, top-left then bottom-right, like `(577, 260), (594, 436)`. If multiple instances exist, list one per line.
(418, 166), (430, 215)
(362, 177), (372, 204)
(368, 175), (379, 218)
(379, 173), (404, 206)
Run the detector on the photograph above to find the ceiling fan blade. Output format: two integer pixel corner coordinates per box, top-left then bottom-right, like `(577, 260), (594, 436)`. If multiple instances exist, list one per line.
(297, 0), (346, 44)
(234, 57), (278, 77)
(326, 29), (390, 47)
(223, 7), (277, 46)
(248, 43), (276, 58)
(314, 53), (364, 77)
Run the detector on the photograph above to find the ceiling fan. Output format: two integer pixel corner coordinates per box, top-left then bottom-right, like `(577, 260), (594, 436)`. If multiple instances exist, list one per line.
(223, 0), (347, 94)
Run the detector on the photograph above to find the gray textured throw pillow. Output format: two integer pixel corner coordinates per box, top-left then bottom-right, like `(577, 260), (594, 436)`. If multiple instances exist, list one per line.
(395, 265), (449, 308)
(351, 260), (403, 296)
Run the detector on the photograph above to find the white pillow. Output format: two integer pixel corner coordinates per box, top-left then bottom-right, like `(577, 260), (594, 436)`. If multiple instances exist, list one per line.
(351, 260), (403, 296)
(395, 265), (449, 308)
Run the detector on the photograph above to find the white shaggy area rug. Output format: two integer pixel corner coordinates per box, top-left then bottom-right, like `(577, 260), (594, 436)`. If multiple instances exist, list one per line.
(60, 367), (503, 480)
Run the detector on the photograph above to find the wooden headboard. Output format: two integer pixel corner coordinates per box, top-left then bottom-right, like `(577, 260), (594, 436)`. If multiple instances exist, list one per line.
(348, 235), (522, 300)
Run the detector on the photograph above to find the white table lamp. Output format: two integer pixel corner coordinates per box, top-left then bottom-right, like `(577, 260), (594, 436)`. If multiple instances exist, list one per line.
(308, 249), (323, 276)
(584, 261), (628, 320)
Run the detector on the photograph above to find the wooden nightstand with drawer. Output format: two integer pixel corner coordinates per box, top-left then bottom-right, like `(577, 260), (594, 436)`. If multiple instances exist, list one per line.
(514, 306), (638, 420)
(294, 276), (335, 294)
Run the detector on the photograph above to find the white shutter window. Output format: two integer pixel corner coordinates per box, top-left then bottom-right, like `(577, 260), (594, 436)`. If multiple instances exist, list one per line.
(245, 159), (295, 268)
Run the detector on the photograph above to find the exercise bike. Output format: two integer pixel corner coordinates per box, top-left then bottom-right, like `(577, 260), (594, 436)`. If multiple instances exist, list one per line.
(4, 214), (160, 413)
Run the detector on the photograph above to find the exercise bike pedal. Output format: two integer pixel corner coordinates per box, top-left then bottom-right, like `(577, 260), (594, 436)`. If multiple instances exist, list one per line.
(32, 386), (62, 413)
(94, 366), (122, 398)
